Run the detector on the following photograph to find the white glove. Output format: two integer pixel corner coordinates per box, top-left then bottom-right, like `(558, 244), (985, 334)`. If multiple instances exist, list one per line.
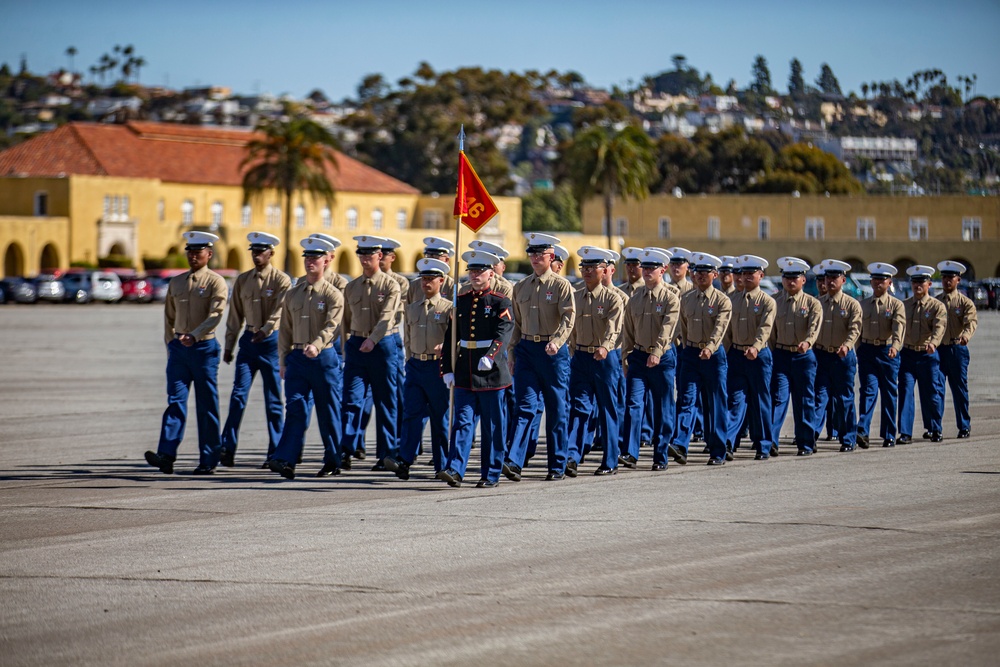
(477, 356), (494, 371)
(443, 373), (455, 389)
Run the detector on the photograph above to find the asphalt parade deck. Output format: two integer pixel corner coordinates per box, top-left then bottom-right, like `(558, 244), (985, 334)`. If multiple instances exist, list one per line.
(1, 305), (998, 666)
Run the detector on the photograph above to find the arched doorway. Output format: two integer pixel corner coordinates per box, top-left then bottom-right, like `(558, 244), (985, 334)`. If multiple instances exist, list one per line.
(843, 256), (866, 273)
(40, 244), (60, 272)
(227, 248), (242, 271)
(4, 243), (25, 277)
(564, 256), (579, 278)
(412, 251), (424, 273)
(337, 251), (354, 278)
(108, 242), (126, 257)
(946, 257), (975, 280)
(893, 257), (917, 274)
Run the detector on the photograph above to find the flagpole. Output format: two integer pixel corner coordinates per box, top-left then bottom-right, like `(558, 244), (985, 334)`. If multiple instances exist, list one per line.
(448, 125), (466, 443)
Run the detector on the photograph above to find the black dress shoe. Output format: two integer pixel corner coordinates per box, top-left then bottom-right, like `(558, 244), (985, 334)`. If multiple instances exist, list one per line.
(824, 434), (834, 441)
(857, 434), (870, 449)
(353, 448), (367, 460)
(341, 456), (352, 470)
(260, 459), (272, 469)
(476, 478), (500, 488)
(618, 454), (637, 469)
(957, 428), (971, 439)
(692, 432), (704, 442)
(839, 445), (856, 452)
(897, 435), (913, 445)
(219, 449), (235, 467)
(754, 453), (770, 460)
(190, 465), (215, 475)
(771, 447), (779, 457)
(501, 462), (521, 482)
(316, 462), (341, 477)
(546, 471), (565, 481)
(882, 439), (895, 447)
(437, 469), (462, 487)
(667, 445), (687, 465)
(566, 460), (578, 477)
(370, 459), (387, 472)
(930, 432), (943, 442)
(387, 458), (411, 480)
(639, 440), (651, 449)
(651, 463), (667, 471)
(706, 457), (725, 466)
(922, 431), (932, 440)
(702, 445), (711, 454)
(268, 459), (295, 480)
(796, 449), (813, 457)
(144, 451), (174, 475)
(594, 466), (617, 475)
(725, 450), (734, 462)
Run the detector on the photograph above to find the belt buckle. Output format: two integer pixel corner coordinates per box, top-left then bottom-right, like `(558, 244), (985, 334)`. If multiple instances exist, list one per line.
(532, 335), (542, 343)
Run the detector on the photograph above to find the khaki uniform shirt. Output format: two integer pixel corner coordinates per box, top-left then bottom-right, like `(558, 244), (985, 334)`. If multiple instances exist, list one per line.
(723, 283), (737, 296)
(224, 264), (291, 354)
(679, 286), (732, 354)
(859, 294), (906, 351)
(816, 290), (863, 351)
(572, 283), (624, 352)
(511, 269), (576, 348)
(771, 290), (822, 349)
(383, 270), (410, 330)
(405, 293), (452, 357)
(622, 281), (680, 358)
(903, 295), (947, 349)
(620, 278), (644, 299)
(937, 291), (978, 344)
(164, 266), (228, 345)
(323, 267), (348, 292)
(730, 287), (776, 351)
(278, 279), (343, 370)
(343, 271), (401, 343)
(673, 275), (694, 296)
(410, 274), (457, 303)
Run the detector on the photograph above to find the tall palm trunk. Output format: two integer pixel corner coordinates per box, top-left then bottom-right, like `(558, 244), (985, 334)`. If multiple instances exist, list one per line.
(283, 189), (294, 274)
(604, 191), (616, 279)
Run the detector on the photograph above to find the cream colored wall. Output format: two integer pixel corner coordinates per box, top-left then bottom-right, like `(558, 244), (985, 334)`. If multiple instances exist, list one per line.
(0, 215), (70, 277)
(582, 194), (1000, 277)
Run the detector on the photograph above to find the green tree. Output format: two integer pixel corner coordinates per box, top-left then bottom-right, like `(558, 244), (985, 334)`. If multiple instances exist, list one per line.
(816, 63), (842, 96)
(750, 55), (773, 95)
(788, 58), (805, 97)
(521, 184), (581, 232)
(560, 124), (656, 249)
(241, 110), (340, 273)
(749, 143), (862, 194)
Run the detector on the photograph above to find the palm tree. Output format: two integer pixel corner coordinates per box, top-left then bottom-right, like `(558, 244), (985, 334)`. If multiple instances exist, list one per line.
(562, 124), (657, 253)
(240, 111), (340, 273)
(65, 46), (77, 74)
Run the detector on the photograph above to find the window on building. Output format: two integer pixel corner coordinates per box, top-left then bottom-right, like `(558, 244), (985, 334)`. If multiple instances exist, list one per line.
(805, 217), (825, 240)
(111, 195), (120, 218)
(121, 195), (130, 218)
(962, 217), (982, 241)
(321, 206), (332, 229)
(181, 199), (194, 225)
(758, 217), (770, 240)
(372, 208), (383, 231)
(211, 201), (223, 228)
(158, 199), (165, 222)
(103, 195), (111, 217)
(658, 217), (671, 239)
(857, 217), (876, 240)
(397, 208), (407, 230)
(908, 217), (928, 241)
(423, 210), (442, 229)
(241, 205), (252, 227)
(266, 204), (281, 227)
(616, 217), (628, 236)
(707, 216), (720, 240)
(347, 207), (358, 230)
(295, 204), (306, 229)
(33, 191), (48, 216)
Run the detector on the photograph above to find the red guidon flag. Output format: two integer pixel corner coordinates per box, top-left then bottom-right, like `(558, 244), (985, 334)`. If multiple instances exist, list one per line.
(453, 152), (499, 232)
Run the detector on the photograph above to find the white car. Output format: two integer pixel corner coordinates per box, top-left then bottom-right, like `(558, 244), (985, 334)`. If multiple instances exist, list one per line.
(60, 271), (124, 304)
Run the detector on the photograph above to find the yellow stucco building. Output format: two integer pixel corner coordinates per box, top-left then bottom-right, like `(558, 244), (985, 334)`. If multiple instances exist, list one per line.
(0, 122), (523, 278)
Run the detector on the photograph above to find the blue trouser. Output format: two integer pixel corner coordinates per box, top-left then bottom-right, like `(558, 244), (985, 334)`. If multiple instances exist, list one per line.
(898, 347), (944, 436)
(158, 338), (221, 467)
(525, 406), (543, 461)
(221, 330), (283, 458)
(623, 347), (676, 466)
(567, 351), (621, 470)
(507, 340), (570, 474)
(857, 344), (901, 440)
(341, 334), (401, 461)
(272, 347), (342, 466)
(726, 346), (776, 456)
(674, 346), (728, 460)
(584, 349), (623, 453)
(815, 349), (858, 447)
(302, 339), (343, 442)
(398, 358), (449, 471)
(938, 344), (971, 431)
(445, 387), (506, 483)
(771, 348), (818, 452)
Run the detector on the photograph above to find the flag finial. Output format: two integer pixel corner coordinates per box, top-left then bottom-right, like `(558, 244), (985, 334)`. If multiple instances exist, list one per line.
(458, 124), (465, 152)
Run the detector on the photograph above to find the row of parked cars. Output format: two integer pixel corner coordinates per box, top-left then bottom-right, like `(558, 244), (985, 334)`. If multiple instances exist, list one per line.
(0, 268), (217, 305)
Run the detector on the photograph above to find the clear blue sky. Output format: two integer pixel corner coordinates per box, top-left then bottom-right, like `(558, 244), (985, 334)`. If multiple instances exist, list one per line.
(3, 0), (998, 101)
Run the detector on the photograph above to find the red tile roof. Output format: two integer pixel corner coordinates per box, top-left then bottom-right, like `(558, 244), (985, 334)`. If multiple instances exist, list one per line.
(0, 121), (419, 195)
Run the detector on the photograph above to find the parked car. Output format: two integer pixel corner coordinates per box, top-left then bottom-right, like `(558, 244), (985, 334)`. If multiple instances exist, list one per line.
(122, 275), (154, 303)
(60, 271), (124, 303)
(146, 269), (187, 301)
(979, 279), (1000, 310)
(0, 277), (37, 304)
(848, 272), (874, 299)
(32, 273), (66, 303)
